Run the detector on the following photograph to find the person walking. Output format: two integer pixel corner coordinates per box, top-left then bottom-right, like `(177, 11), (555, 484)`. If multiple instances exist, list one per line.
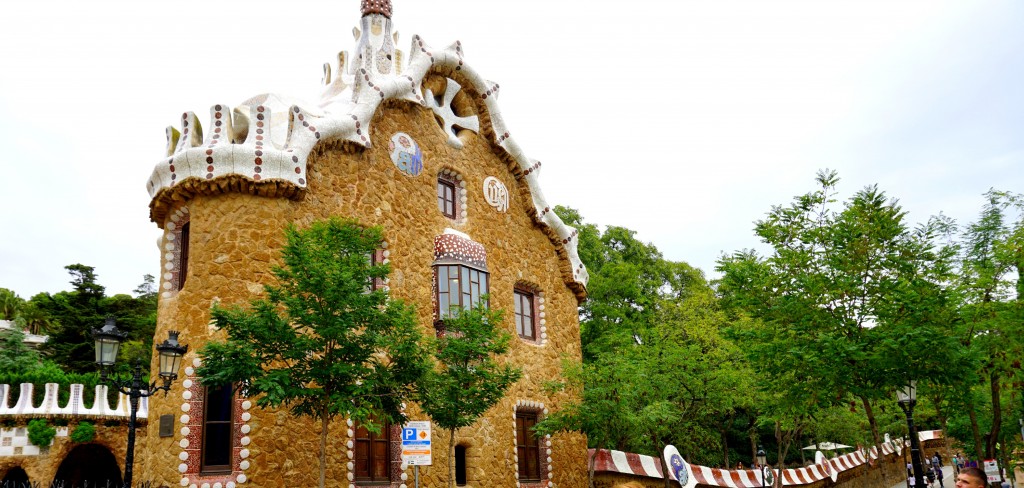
(952, 454), (960, 475)
(934, 465), (945, 488)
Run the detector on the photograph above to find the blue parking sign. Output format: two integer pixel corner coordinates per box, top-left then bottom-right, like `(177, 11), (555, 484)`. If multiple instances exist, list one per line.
(403, 428), (417, 441)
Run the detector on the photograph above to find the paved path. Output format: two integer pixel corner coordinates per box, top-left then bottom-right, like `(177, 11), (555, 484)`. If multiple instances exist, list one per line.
(890, 466), (955, 488)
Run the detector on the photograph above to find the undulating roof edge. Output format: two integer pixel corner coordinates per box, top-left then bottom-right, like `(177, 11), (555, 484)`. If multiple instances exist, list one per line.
(145, 12), (589, 298)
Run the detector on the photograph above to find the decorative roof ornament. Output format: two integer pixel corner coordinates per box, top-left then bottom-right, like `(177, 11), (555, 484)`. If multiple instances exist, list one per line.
(352, 0), (398, 78)
(146, 1), (591, 297)
(361, 0), (392, 18)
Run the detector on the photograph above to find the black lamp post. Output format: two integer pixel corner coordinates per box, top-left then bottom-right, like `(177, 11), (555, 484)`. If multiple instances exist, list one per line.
(757, 445), (771, 488)
(897, 380), (926, 488)
(93, 317), (188, 488)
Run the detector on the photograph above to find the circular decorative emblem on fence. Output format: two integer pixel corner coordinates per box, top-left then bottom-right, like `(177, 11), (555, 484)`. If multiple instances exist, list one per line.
(482, 176), (509, 212)
(389, 132), (423, 176)
(672, 455), (689, 486)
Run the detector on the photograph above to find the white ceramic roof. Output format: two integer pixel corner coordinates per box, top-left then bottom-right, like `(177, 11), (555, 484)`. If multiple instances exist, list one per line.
(145, 6), (589, 296)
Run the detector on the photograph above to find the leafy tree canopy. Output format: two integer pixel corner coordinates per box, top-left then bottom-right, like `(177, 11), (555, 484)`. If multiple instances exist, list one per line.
(196, 217), (430, 488)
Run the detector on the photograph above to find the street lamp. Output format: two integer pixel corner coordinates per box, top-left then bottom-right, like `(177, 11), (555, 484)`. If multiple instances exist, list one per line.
(896, 380), (926, 488)
(757, 445), (772, 488)
(93, 317), (188, 488)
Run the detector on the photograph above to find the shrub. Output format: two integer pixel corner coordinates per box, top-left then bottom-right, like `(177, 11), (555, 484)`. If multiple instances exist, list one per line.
(27, 418), (56, 447)
(70, 421), (96, 443)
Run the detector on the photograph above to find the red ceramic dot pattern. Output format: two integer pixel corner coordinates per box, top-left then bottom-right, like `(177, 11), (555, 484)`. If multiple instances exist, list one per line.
(178, 362), (249, 487)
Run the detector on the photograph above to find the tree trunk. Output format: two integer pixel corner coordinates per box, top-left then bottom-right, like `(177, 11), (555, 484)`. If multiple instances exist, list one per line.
(986, 371), (1002, 459)
(860, 396), (886, 484)
(799, 443), (805, 467)
(319, 412), (328, 488)
(934, 396), (953, 462)
(721, 423), (732, 468)
(967, 395), (984, 460)
(449, 428), (457, 488)
(749, 420), (758, 467)
(860, 396), (883, 449)
(775, 420), (801, 476)
(662, 453), (672, 488)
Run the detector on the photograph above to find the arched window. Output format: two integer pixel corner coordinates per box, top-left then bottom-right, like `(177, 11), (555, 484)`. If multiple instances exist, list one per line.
(436, 169), (467, 224)
(515, 411), (542, 482)
(160, 205), (191, 298)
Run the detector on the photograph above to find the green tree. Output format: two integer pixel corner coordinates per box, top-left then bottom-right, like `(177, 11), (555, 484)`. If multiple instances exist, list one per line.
(37, 265), (108, 373)
(0, 328), (41, 375)
(717, 170), (964, 468)
(541, 208), (754, 483)
(15, 300), (53, 336)
(952, 190), (1024, 460)
(33, 267), (158, 374)
(555, 207), (697, 361)
(0, 288), (25, 321)
(196, 218), (430, 488)
(417, 302), (521, 488)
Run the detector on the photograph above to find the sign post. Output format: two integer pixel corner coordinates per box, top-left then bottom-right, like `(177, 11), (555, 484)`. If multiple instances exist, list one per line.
(983, 459), (1001, 484)
(402, 421), (433, 488)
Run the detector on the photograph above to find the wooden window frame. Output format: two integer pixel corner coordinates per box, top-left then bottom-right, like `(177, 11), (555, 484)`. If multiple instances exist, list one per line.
(437, 176), (457, 219)
(200, 383), (233, 474)
(434, 264), (490, 330)
(366, 248), (385, 292)
(514, 287), (537, 341)
(354, 420), (392, 484)
(178, 221), (191, 290)
(515, 411), (542, 483)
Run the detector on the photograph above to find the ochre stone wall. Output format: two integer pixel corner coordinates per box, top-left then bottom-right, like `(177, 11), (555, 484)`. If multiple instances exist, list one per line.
(0, 423), (144, 484)
(142, 94), (588, 487)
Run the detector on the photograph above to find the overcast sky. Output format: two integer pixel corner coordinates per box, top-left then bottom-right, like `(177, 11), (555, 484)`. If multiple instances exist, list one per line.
(1, 0), (1022, 299)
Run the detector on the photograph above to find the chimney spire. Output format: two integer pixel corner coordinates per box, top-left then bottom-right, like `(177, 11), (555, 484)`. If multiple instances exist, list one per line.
(361, 0), (392, 18)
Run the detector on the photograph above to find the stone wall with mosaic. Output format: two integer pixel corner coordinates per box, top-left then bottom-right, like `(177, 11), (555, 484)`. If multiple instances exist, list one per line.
(139, 2), (589, 487)
(144, 95), (588, 488)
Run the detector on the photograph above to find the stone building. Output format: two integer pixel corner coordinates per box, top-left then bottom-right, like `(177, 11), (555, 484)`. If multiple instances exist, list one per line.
(140, 1), (590, 487)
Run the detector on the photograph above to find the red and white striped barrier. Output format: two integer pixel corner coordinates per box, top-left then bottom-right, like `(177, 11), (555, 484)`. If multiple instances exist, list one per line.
(589, 449), (664, 479)
(590, 430), (944, 487)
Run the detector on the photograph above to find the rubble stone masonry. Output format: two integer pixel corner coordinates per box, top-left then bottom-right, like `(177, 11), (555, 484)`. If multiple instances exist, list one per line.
(142, 97), (588, 487)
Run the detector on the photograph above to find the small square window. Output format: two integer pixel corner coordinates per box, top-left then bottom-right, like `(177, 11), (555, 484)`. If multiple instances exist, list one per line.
(514, 288), (536, 341)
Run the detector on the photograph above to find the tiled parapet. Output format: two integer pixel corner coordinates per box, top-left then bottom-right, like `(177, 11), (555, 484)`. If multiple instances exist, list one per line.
(0, 383), (147, 420)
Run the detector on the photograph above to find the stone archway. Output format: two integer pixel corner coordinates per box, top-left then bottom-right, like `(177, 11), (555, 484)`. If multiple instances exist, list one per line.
(53, 444), (122, 488)
(1, 466), (30, 487)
